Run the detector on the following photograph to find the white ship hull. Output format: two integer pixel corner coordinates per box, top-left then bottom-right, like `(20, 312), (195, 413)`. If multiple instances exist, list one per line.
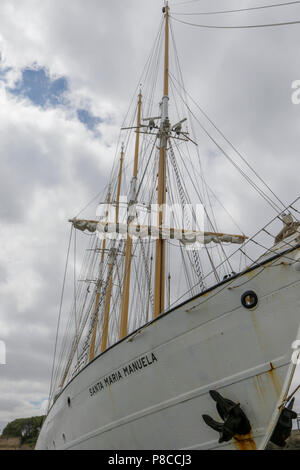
(36, 241), (300, 450)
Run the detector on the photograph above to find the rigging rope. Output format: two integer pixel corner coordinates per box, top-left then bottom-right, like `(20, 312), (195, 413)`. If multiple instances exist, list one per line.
(169, 19), (245, 277)
(74, 227), (78, 363)
(50, 5), (300, 394)
(171, 15), (300, 29)
(74, 18), (164, 219)
(169, 71), (286, 212)
(48, 226), (73, 408)
(172, 1), (300, 16)
(169, 74), (285, 214)
(168, 141), (206, 290)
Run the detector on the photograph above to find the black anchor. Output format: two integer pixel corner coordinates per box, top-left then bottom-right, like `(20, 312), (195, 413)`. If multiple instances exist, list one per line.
(270, 398), (297, 447)
(202, 390), (251, 443)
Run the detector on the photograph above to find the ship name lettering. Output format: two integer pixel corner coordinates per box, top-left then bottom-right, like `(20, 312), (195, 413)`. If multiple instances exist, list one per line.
(123, 352), (158, 377)
(89, 381), (104, 396)
(89, 352), (158, 397)
(104, 371), (123, 387)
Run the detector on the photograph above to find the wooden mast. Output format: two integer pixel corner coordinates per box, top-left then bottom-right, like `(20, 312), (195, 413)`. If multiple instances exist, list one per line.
(100, 145), (124, 352)
(154, 3), (169, 318)
(88, 191), (111, 362)
(119, 92), (142, 340)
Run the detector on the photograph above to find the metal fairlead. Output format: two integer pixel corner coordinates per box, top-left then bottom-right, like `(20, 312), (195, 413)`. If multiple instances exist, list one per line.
(202, 390), (251, 443)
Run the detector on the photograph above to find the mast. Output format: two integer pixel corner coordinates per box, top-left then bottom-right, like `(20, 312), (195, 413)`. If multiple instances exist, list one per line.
(58, 1), (251, 393)
(119, 92), (142, 340)
(88, 191), (111, 362)
(100, 248), (115, 353)
(154, 2), (169, 318)
(100, 146), (124, 352)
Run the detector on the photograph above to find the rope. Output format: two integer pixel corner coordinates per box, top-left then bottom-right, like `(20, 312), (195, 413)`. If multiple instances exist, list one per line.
(168, 73), (284, 213)
(285, 383), (300, 404)
(169, 20), (236, 277)
(48, 226), (73, 408)
(171, 15), (300, 29)
(170, 72), (286, 211)
(172, 1), (300, 16)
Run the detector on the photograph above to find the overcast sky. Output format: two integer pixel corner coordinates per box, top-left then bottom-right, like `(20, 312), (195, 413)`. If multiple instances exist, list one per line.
(0, 0), (300, 433)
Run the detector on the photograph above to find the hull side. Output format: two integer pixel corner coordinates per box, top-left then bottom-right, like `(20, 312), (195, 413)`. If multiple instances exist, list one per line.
(36, 246), (300, 450)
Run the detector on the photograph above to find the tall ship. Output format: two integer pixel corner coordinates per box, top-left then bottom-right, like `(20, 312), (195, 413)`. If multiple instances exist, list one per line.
(36, 2), (300, 450)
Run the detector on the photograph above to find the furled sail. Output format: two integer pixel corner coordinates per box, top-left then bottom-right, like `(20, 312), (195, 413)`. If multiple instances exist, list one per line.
(70, 218), (247, 245)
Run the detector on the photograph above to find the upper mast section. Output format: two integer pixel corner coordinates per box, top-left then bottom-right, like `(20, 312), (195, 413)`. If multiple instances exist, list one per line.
(153, 2), (170, 318)
(162, 1), (169, 98)
(161, 1), (169, 129)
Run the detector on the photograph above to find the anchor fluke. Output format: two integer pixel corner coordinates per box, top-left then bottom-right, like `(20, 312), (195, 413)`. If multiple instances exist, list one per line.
(209, 390), (236, 421)
(202, 390), (251, 443)
(202, 414), (235, 443)
(270, 398), (297, 447)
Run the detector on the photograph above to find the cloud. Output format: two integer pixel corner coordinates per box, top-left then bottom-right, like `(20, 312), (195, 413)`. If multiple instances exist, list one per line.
(0, 0), (300, 437)
(0, 62), (106, 133)
(0, 84), (114, 427)
(8, 65), (69, 107)
(77, 108), (102, 132)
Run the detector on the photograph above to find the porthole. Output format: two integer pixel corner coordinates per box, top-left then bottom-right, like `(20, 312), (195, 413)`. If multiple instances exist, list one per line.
(241, 290), (258, 309)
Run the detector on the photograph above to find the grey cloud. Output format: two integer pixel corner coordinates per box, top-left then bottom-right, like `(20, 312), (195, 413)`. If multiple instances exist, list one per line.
(0, 0), (300, 432)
